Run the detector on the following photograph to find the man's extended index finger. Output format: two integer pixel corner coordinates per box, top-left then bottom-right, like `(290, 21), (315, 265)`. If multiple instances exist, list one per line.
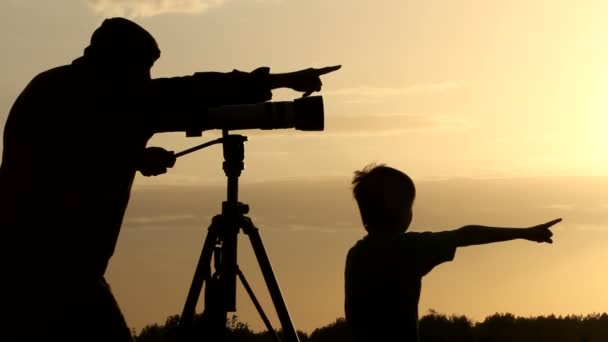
(545, 218), (562, 228)
(316, 65), (342, 75)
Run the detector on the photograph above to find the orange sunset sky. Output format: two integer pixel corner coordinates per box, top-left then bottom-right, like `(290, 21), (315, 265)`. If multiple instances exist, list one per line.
(2, 0), (608, 334)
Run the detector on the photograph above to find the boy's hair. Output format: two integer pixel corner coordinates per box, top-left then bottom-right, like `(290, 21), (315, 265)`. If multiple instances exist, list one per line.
(352, 164), (416, 233)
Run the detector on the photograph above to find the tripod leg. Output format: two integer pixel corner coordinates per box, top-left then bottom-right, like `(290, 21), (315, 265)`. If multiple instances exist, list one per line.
(178, 218), (220, 341)
(237, 268), (281, 342)
(242, 217), (300, 342)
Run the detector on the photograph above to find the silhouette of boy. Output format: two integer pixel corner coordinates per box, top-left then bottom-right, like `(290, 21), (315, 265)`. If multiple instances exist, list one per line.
(0, 17), (339, 341)
(344, 164), (560, 342)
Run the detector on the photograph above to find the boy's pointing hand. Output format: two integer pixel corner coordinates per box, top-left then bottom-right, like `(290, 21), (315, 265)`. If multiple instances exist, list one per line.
(525, 218), (562, 244)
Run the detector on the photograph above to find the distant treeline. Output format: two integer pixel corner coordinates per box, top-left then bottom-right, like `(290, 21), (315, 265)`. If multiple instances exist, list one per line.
(135, 311), (608, 342)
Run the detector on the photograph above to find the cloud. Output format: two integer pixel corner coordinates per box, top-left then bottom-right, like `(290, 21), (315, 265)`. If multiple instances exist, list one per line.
(86, 0), (225, 18)
(125, 214), (198, 226)
(85, 0), (283, 17)
(540, 203), (576, 210)
(263, 223), (357, 233)
(228, 113), (470, 139)
(568, 223), (608, 232)
(324, 113), (469, 135)
(325, 81), (468, 103)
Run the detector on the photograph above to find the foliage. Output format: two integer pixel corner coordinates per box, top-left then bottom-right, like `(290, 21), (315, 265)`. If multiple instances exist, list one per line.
(135, 314), (308, 342)
(309, 318), (352, 342)
(134, 311), (608, 342)
(419, 310), (474, 342)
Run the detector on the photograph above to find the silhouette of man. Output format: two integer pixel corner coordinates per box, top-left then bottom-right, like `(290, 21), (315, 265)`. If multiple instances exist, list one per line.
(0, 17), (339, 341)
(344, 164), (561, 342)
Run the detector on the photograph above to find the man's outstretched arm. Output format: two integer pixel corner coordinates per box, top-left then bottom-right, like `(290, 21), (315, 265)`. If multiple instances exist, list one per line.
(143, 65), (341, 133)
(449, 218), (561, 247)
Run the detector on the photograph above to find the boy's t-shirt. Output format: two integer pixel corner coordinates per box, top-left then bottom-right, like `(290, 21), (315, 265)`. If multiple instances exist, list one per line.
(345, 231), (456, 341)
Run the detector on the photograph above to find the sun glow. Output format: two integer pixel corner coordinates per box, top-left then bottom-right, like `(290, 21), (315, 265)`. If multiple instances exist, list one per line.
(580, 68), (608, 173)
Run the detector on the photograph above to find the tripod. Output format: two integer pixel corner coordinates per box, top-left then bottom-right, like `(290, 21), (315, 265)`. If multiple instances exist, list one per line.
(176, 131), (300, 342)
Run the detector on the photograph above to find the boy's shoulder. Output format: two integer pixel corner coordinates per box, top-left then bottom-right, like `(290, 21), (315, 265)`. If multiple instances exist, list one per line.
(347, 231), (428, 258)
(347, 230), (457, 275)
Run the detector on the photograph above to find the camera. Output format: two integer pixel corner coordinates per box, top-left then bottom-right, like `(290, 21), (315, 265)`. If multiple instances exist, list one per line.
(186, 96), (324, 136)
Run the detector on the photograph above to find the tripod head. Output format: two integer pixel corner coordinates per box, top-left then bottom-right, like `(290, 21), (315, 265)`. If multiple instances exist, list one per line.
(174, 130), (245, 162)
(175, 130), (249, 211)
(221, 134), (246, 177)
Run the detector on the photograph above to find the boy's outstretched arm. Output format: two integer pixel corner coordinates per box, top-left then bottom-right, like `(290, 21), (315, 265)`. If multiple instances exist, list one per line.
(450, 218), (562, 247)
